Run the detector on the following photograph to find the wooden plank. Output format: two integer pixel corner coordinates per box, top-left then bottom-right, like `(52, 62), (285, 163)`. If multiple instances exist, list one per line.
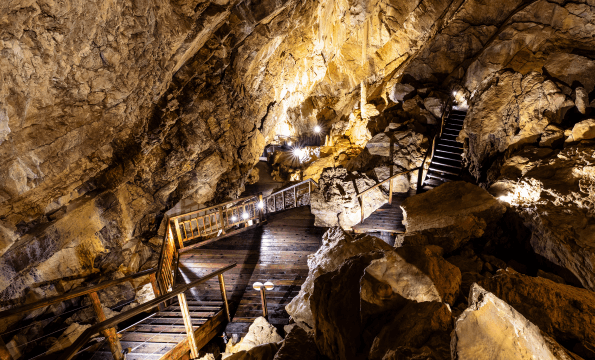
(159, 309), (227, 360)
(177, 293), (199, 358)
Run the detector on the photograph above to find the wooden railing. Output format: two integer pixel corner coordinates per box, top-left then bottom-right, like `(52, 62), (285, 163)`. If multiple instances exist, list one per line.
(56, 264), (236, 360)
(262, 179), (317, 214)
(417, 96), (453, 192)
(0, 269), (159, 360)
(356, 168), (420, 222)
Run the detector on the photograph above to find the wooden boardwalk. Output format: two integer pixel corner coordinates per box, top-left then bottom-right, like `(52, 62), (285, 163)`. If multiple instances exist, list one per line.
(177, 206), (325, 337)
(352, 192), (410, 234)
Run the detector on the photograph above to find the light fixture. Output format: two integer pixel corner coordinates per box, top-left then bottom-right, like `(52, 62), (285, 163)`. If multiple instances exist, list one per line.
(257, 201), (264, 209)
(253, 281), (274, 319)
(242, 212), (249, 220)
(452, 91), (457, 96)
(231, 215), (237, 222)
(314, 125), (321, 133)
(263, 281), (274, 290)
(288, 141), (292, 146)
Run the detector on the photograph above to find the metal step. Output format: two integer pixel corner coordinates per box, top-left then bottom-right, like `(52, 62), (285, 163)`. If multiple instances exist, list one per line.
(432, 159), (462, 169)
(436, 142), (463, 151)
(435, 148), (463, 156)
(439, 138), (462, 145)
(443, 126), (462, 132)
(423, 178), (443, 187)
(429, 164), (460, 176)
(426, 172), (457, 183)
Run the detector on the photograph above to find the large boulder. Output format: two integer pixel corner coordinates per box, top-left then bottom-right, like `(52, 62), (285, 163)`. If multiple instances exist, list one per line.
(389, 83), (416, 102)
(544, 53), (595, 94)
(273, 326), (318, 360)
(480, 269), (595, 358)
(568, 119), (595, 142)
(369, 301), (452, 360)
(286, 227), (393, 330)
(310, 245), (460, 360)
(489, 144), (595, 290)
(224, 343), (282, 360)
(310, 168), (388, 229)
(225, 317), (283, 354)
(399, 182), (506, 253)
(452, 284), (583, 360)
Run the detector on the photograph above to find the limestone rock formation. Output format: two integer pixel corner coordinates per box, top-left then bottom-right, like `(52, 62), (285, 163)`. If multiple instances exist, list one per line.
(286, 227), (393, 330)
(225, 317), (283, 354)
(310, 168), (388, 229)
(452, 284), (583, 360)
(490, 144), (595, 290)
(480, 269), (595, 359)
(224, 343), (282, 360)
(399, 181), (506, 253)
(273, 322), (318, 360)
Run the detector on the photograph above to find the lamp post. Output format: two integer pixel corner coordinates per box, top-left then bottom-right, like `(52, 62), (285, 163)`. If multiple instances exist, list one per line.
(253, 281), (274, 319)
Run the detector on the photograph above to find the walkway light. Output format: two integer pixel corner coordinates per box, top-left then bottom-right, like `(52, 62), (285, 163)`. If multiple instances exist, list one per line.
(314, 125), (321, 133)
(242, 212), (249, 220)
(231, 215), (237, 222)
(257, 201), (264, 209)
(253, 281), (274, 319)
(288, 141), (292, 146)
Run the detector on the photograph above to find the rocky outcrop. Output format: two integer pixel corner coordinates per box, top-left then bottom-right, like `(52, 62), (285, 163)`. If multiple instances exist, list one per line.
(225, 317), (283, 355)
(224, 343), (282, 360)
(310, 168), (388, 229)
(273, 326), (318, 360)
(490, 144), (595, 290)
(286, 227), (393, 330)
(399, 181), (506, 253)
(452, 284), (583, 360)
(480, 269), (595, 358)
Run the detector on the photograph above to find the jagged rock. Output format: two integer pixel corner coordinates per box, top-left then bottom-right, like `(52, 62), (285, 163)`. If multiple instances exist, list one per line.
(310, 168), (388, 229)
(574, 87), (589, 115)
(568, 119), (595, 142)
(480, 269), (595, 359)
(389, 84), (416, 102)
(537, 269), (566, 285)
(399, 182), (506, 253)
(361, 246), (461, 309)
(540, 125), (565, 147)
(489, 144), (595, 290)
(368, 301), (452, 360)
(366, 133), (393, 157)
(373, 166), (409, 193)
(246, 167), (260, 185)
(424, 97), (444, 118)
(461, 71), (574, 179)
(226, 317), (283, 354)
(446, 248), (484, 274)
(452, 284), (583, 360)
(544, 53), (595, 93)
(47, 323), (92, 354)
(310, 244), (459, 360)
(224, 343), (282, 360)
(311, 252), (383, 360)
(273, 326), (317, 360)
(286, 227), (393, 330)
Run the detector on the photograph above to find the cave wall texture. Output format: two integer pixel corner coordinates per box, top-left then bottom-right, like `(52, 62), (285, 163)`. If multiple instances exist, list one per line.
(1, 0), (594, 312)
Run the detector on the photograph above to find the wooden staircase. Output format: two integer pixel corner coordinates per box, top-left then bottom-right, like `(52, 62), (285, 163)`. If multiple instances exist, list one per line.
(88, 296), (226, 360)
(420, 109), (466, 191)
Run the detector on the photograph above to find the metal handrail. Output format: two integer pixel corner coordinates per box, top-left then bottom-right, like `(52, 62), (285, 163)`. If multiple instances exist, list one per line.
(417, 95), (453, 192)
(0, 268), (157, 320)
(57, 264), (237, 360)
(356, 168), (420, 199)
(169, 194), (260, 221)
(262, 178), (318, 214)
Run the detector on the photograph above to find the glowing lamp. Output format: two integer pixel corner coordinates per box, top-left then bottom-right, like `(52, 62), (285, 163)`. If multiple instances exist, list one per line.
(257, 201), (264, 209)
(231, 216), (237, 222)
(314, 125), (321, 133)
(242, 212), (249, 220)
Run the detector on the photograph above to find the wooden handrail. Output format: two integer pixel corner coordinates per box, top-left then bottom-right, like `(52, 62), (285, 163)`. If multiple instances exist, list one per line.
(57, 263), (237, 360)
(169, 194), (260, 221)
(0, 268), (156, 319)
(356, 168), (420, 198)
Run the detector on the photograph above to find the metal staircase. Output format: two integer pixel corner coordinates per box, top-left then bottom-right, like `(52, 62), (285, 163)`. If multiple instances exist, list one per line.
(420, 109), (466, 191)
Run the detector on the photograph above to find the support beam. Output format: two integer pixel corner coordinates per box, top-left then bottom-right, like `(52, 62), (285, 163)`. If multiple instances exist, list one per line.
(259, 287), (268, 319)
(173, 219), (184, 249)
(149, 273), (165, 311)
(177, 293), (199, 358)
(89, 292), (123, 360)
(218, 274), (231, 323)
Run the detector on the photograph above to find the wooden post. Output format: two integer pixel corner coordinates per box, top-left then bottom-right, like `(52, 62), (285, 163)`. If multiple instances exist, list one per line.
(389, 178), (393, 205)
(282, 190), (285, 210)
(360, 196), (365, 223)
(218, 274), (231, 322)
(173, 219), (184, 249)
(149, 273), (165, 311)
(259, 287), (268, 319)
(218, 207), (226, 234)
(273, 194), (276, 212)
(89, 292), (123, 360)
(177, 293), (199, 358)
(294, 186), (297, 207)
